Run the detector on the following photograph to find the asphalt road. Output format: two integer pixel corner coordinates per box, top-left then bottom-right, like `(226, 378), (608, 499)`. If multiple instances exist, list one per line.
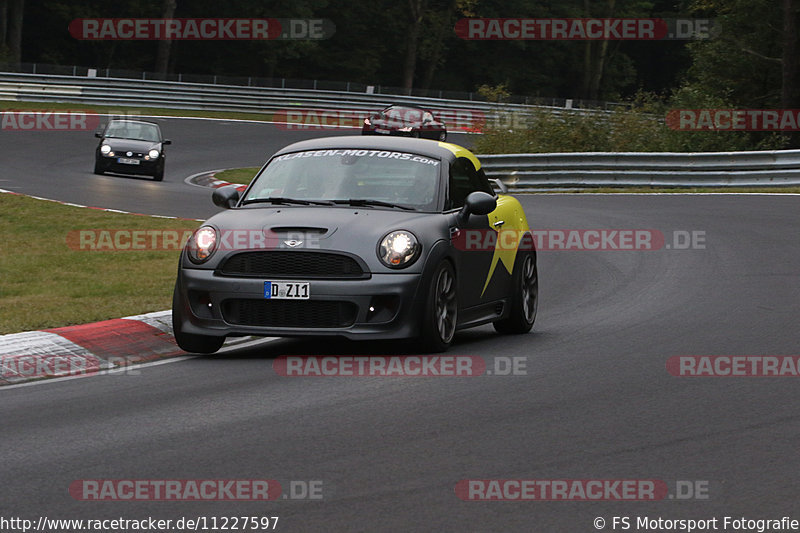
(2, 117), (799, 531)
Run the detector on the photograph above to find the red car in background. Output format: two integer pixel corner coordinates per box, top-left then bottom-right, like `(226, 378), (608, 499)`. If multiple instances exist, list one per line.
(362, 105), (447, 141)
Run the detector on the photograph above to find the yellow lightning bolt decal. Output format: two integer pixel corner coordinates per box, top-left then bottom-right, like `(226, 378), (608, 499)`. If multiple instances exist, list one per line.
(436, 142), (530, 296)
(438, 142), (482, 171)
(481, 195), (530, 296)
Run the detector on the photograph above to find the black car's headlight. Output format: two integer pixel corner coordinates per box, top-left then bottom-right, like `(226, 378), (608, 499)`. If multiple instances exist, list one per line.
(148, 149), (160, 159)
(187, 226), (218, 263)
(378, 230), (420, 268)
(100, 144), (111, 155)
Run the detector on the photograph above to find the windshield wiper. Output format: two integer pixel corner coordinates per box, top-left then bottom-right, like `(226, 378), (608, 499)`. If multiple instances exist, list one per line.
(332, 199), (416, 210)
(241, 197), (334, 206)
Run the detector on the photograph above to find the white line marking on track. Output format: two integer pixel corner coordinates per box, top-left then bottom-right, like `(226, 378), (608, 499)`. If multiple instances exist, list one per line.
(0, 337), (280, 391)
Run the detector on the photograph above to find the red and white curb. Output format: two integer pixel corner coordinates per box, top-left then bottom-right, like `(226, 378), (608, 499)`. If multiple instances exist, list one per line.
(0, 311), (183, 386)
(1, 174), (267, 387)
(185, 169), (249, 193)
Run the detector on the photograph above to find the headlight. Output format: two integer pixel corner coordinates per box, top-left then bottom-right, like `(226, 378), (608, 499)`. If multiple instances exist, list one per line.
(378, 230), (420, 268)
(100, 144), (111, 154)
(364, 118), (371, 126)
(148, 149), (160, 159)
(187, 226), (218, 263)
(399, 126), (413, 132)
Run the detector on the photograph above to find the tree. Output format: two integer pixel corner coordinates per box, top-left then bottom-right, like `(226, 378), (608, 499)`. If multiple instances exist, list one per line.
(154, 0), (176, 75)
(783, 0), (800, 146)
(402, 0), (427, 92)
(6, 0), (23, 65)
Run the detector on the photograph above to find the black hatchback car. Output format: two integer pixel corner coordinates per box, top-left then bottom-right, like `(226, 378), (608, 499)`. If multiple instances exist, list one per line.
(172, 136), (537, 354)
(94, 119), (171, 181)
(362, 105), (447, 141)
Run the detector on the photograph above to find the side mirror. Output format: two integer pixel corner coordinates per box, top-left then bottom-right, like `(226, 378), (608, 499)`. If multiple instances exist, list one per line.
(94, 132), (103, 138)
(162, 139), (172, 145)
(212, 185), (241, 209)
(456, 191), (496, 226)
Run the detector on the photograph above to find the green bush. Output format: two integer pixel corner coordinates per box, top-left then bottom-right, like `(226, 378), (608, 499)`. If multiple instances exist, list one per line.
(474, 90), (786, 154)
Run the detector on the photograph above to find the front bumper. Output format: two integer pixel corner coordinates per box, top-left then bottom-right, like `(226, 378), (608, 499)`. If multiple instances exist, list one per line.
(175, 267), (427, 340)
(99, 155), (160, 175)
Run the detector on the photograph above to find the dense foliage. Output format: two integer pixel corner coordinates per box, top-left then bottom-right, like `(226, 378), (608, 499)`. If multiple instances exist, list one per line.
(1, 0), (797, 149)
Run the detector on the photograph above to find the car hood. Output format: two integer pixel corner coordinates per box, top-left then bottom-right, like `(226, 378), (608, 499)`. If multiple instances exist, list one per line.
(198, 205), (450, 273)
(100, 138), (161, 151)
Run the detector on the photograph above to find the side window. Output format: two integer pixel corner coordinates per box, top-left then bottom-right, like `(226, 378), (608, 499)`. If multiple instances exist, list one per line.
(447, 157), (493, 209)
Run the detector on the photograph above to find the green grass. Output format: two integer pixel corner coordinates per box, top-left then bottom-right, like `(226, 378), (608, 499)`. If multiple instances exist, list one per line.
(215, 167), (260, 184)
(0, 193), (200, 334)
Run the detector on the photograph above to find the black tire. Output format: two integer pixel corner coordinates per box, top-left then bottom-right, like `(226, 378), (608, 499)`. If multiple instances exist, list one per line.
(419, 261), (457, 352)
(411, 131), (420, 138)
(438, 131), (447, 142)
(94, 158), (105, 175)
(153, 162), (164, 181)
(172, 283), (225, 354)
(494, 252), (538, 334)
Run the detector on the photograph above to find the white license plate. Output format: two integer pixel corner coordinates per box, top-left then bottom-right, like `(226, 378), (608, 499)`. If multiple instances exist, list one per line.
(264, 281), (310, 299)
(375, 128), (390, 134)
(117, 157), (140, 165)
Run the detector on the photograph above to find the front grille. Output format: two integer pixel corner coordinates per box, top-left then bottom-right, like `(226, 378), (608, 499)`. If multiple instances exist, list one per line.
(219, 251), (368, 279)
(222, 299), (358, 328)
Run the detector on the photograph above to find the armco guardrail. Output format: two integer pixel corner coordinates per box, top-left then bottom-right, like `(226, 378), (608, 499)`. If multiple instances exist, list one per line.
(3, 72), (796, 188)
(0, 72), (608, 131)
(479, 150), (800, 188)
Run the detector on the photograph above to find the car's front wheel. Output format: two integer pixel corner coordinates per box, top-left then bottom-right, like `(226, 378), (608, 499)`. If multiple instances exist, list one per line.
(419, 261), (457, 352)
(494, 252), (537, 334)
(438, 131), (447, 141)
(93, 158), (105, 175)
(172, 283), (225, 353)
(153, 161), (165, 181)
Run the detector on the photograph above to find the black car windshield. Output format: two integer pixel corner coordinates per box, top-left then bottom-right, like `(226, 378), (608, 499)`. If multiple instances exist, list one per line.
(243, 149), (441, 211)
(104, 121), (161, 142)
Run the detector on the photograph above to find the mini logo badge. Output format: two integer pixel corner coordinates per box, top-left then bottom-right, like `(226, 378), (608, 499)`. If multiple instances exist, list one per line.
(126, 151), (133, 156)
(284, 239), (303, 247)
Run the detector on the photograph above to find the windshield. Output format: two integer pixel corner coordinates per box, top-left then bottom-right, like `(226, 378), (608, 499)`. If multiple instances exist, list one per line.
(104, 121), (161, 142)
(243, 149), (441, 211)
(380, 107), (424, 124)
